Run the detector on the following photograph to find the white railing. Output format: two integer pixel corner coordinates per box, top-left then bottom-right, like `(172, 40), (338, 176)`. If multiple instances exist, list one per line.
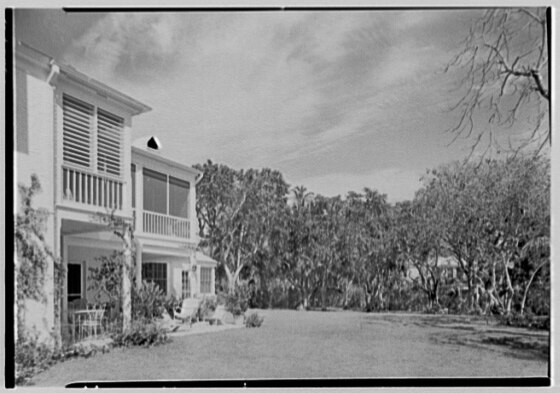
(142, 210), (190, 239)
(62, 165), (124, 210)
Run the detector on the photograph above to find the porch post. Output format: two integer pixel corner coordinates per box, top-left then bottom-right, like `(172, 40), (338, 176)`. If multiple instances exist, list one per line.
(211, 266), (216, 296)
(135, 239), (143, 288)
(61, 233), (68, 343)
(122, 224), (132, 332)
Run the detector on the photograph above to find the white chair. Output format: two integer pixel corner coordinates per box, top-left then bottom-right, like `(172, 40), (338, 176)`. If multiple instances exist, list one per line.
(80, 305), (105, 340)
(173, 298), (200, 327)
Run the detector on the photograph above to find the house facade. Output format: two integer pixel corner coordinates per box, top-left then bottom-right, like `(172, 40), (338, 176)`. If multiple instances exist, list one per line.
(15, 42), (216, 342)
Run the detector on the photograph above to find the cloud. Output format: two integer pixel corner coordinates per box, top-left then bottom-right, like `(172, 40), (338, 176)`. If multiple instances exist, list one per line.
(64, 13), (183, 81)
(60, 10), (482, 197)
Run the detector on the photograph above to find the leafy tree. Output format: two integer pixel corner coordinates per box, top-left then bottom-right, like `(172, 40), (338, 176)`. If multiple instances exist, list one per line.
(395, 197), (444, 310)
(282, 186), (317, 309)
(194, 161), (289, 294)
(418, 156), (549, 315)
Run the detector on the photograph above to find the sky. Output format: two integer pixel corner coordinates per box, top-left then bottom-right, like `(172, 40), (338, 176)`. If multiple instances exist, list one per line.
(13, 8), (545, 202)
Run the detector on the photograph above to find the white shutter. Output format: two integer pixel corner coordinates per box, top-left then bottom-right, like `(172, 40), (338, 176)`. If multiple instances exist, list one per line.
(97, 108), (123, 177)
(63, 95), (93, 167)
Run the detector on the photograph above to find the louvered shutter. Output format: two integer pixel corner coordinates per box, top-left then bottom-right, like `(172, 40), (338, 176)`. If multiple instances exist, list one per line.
(63, 95), (93, 167)
(97, 108), (124, 177)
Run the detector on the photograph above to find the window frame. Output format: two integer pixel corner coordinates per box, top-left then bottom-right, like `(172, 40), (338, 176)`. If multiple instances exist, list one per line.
(142, 262), (168, 295)
(200, 267), (212, 294)
(181, 271), (191, 299)
(142, 167), (190, 218)
(61, 92), (125, 179)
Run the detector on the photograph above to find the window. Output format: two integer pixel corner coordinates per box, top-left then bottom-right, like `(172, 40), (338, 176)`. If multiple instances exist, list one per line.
(97, 109), (124, 176)
(169, 176), (189, 218)
(143, 168), (167, 214)
(131, 164), (136, 208)
(67, 263), (83, 302)
(142, 263), (167, 295)
(62, 93), (124, 177)
(181, 271), (190, 299)
(200, 267), (212, 294)
(63, 95), (93, 168)
(143, 169), (190, 218)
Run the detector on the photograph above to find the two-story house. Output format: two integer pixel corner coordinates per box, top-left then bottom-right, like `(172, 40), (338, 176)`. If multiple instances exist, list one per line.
(15, 41), (216, 342)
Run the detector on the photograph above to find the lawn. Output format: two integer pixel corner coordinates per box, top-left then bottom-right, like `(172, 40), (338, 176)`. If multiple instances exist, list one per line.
(30, 309), (549, 386)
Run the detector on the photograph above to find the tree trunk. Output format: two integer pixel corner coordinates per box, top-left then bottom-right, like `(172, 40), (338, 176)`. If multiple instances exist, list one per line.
(320, 269), (328, 311)
(503, 255), (515, 315)
(520, 260), (546, 315)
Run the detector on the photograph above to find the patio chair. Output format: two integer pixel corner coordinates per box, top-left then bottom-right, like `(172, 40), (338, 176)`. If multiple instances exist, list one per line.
(174, 298), (200, 327)
(158, 309), (181, 332)
(80, 304), (105, 340)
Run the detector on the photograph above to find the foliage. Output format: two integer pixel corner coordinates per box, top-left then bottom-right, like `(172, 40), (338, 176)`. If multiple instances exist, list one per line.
(418, 156), (549, 315)
(132, 281), (178, 320)
(16, 330), (109, 386)
(110, 318), (169, 347)
(194, 160), (289, 294)
(445, 8), (549, 152)
(15, 175), (57, 332)
(223, 286), (249, 317)
(194, 156), (549, 319)
(196, 296), (217, 321)
(15, 331), (57, 385)
(245, 312), (264, 328)
(498, 313), (549, 330)
(88, 251), (126, 311)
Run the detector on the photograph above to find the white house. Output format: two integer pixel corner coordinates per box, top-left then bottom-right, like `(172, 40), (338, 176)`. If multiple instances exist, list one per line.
(14, 41), (216, 342)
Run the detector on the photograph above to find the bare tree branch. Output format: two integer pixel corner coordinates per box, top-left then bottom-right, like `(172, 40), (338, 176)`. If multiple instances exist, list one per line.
(444, 8), (550, 154)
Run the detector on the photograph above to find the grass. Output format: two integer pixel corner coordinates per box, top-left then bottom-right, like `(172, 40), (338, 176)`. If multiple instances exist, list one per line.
(30, 309), (548, 385)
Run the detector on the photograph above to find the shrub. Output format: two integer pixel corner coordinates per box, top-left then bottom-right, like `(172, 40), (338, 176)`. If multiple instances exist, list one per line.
(224, 291), (249, 317)
(222, 283), (250, 317)
(244, 312), (264, 328)
(16, 331), (107, 386)
(111, 318), (168, 347)
(196, 296), (217, 321)
(132, 281), (178, 320)
(498, 313), (550, 330)
(15, 332), (56, 385)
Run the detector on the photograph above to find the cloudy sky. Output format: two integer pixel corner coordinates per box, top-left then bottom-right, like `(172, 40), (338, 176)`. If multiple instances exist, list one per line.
(14, 8), (539, 202)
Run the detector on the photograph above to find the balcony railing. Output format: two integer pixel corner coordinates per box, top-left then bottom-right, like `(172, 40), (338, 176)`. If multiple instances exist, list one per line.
(142, 210), (190, 239)
(62, 165), (124, 210)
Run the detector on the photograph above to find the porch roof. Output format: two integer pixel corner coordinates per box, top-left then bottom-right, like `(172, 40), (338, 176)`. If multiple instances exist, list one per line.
(196, 252), (218, 266)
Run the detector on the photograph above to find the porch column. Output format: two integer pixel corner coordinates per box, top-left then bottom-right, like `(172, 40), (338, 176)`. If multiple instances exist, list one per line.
(211, 267), (216, 296)
(135, 240), (143, 287)
(61, 233), (68, 342)
(122, 224), (133, 331)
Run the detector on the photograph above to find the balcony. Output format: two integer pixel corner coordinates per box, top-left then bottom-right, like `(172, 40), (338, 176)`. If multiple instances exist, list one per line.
(137, 210), (191, 239)
(62, 165), (124, 211)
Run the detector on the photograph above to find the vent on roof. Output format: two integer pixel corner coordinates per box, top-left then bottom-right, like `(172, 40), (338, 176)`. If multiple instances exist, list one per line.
(147, 136), (161, 150)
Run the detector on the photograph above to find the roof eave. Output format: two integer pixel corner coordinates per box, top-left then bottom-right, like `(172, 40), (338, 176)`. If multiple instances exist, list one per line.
(132, 146), (201, 176)
(58, 65), (152, 115)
